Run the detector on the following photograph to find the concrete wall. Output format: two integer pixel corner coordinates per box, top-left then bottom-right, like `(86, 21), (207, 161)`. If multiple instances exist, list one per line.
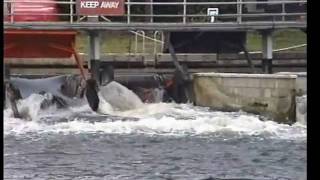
(296, 95), (307, 125)
(275, 72), (307, 124)
(276, 72), (307, 95)
(192, 73), (297, 124)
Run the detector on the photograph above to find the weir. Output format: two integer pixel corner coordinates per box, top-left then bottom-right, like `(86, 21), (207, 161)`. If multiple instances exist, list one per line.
(192, 73), (299, 123)
(3, 0), (307, 123)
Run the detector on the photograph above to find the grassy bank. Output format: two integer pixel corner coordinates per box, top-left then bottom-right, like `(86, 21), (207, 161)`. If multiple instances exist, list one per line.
(246, 29), (306, 52)
(76, 29), (306, 53)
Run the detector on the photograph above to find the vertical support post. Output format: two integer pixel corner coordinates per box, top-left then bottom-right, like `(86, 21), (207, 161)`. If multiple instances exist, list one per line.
(183, 0), (187, 24)
(237, 0), (242, 23)
(150, 0), (153, 23)
(141, 31), (145, 54)
(4, 1), (8, 18)
(70, 0), (73, 23)
(127, 0), (131, 24)
(89, 31), (101, 82)
(154, 31), (160, 55)
(145, 0), (153, 23)
(161, 31), (165, 53)
(10, 1), (14, 23)
(282, 2), (285, 22)
(261, 30), (273, 74)
(135, 32), (138, 54)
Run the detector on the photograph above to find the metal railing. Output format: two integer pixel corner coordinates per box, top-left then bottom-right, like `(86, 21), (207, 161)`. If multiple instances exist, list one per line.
(4, 0), (307, 25)
(129, 30), (164, 55)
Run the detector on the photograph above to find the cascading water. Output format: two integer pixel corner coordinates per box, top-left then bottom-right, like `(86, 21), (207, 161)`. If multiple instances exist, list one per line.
(4, 77), (306, 180)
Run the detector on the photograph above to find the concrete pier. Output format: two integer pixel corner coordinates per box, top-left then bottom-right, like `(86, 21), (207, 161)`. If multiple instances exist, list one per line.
(89, 31), (101, 81)
(192, 73), (297, 123)
(261, 30), (273, 74)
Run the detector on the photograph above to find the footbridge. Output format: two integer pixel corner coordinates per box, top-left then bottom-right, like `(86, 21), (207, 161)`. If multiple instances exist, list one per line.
(4, 0), (306, 31)
(4, 0), (307, 83)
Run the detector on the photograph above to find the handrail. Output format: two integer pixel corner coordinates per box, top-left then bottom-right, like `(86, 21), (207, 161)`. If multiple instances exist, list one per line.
(4, 0), (307, 25)
(239, 44), (307, 54)
(135, 30), (145, 54)
(153, 31), (164, 55)
(3, 0), (306, 5)
(130, 31), (164, 44)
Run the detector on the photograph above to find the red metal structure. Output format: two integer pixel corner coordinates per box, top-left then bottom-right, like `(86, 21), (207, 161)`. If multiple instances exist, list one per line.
(4, 0), (59, 22)
(4, 0), (87, 79)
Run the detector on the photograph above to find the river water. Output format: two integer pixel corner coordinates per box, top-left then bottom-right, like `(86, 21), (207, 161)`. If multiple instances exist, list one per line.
(4, 94), (306, 180)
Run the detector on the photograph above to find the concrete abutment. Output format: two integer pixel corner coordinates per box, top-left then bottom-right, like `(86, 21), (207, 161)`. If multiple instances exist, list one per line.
(192, 73), (303, 124)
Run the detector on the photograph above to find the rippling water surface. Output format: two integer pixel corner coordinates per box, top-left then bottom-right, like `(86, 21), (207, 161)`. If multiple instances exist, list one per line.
(4, 95), (306, 180)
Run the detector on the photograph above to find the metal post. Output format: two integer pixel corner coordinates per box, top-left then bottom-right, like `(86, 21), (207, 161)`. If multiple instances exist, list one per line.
(154, 31), (160, 55)
(127, 0), (131, 24)
(150, 0), (154, 23)
(183, 0), (187, 24)
(237, 0), (242, 23)
(153, 31), (164, 55)
(161, 31), (165, 53)
(282, 2), (285, 22)
(141, 31), (145, 54)
(135, 32), (138, 54)
(134, 31), (145, 54)
(261, 30), (273, 74)
(89, 31), (101, 82)
(145, 0), (153, 23)
(10, 1), (14, 23)
(70, 0), (73, 23)
(4, 1), (8, 18)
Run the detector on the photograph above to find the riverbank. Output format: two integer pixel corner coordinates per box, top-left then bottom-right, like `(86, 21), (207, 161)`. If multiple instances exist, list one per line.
(75, 29), (306, 54)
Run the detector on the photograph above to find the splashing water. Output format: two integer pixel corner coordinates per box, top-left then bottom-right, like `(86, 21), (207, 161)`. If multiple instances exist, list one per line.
(99, 81), (144, 111)
(4, 92), (306, 141)
(4, 79), (306, 180)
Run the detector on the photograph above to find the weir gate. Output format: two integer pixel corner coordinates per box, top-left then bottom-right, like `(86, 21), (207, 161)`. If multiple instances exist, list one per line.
(4, 0), (307, 83)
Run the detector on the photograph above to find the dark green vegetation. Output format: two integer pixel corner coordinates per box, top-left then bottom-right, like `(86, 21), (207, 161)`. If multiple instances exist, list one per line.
(247, 29), (306, 52)
(76, 29), (306, 53)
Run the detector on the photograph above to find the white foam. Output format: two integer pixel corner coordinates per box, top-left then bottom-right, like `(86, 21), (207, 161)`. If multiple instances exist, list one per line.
(99, 81), (144, 111)
(4, 99), (306, 140)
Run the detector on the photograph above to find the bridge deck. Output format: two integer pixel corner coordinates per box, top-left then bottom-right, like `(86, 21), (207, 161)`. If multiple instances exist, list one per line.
(4, 21), (306, 31)
(4, 0), (307, 31)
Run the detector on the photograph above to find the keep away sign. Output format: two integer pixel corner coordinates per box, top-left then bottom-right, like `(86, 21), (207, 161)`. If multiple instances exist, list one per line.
(77, 0), (125, 16)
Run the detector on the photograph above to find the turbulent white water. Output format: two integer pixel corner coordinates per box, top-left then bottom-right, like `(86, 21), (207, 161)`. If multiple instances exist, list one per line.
(4, 77), (307, 180)
(4, 93), (306, 141)
(99, 81), (144, 111)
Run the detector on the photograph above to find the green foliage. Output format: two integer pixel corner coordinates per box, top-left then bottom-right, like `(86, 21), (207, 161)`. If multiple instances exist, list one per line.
(247, 30), (306, 52)
(76, 30), (306, 53)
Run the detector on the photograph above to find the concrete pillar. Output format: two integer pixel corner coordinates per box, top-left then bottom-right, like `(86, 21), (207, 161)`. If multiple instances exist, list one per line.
(261, 30), (273, 74)
(89, 31), (101, 82)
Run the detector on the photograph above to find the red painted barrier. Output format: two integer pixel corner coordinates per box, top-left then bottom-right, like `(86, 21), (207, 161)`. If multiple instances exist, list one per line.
(4, 0), (59, 22)
(4, 30), (77, 58)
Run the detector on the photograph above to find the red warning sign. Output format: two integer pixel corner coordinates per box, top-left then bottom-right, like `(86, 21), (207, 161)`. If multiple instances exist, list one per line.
(77, 0), (125, 16)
